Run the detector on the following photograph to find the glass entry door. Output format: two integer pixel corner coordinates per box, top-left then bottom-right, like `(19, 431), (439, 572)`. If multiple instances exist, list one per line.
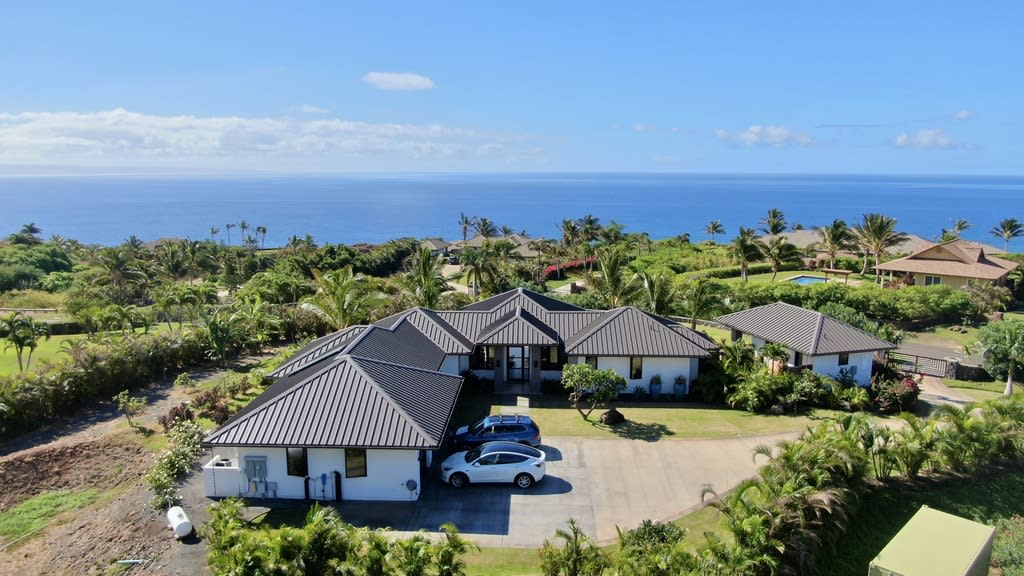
(506, 346), (530, 382)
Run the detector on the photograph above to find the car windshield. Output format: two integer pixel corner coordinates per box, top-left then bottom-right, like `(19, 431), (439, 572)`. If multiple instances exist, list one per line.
(470, 421), (486, 434)
(464, 447), (482, 463)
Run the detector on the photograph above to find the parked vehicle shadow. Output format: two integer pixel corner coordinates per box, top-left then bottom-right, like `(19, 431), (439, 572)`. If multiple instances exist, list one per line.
(540, 445), (563, 462)
(530, 475), (572, 495)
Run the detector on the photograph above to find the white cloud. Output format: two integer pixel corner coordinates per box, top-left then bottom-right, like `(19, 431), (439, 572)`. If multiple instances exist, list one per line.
(715, 125), (816, 147)
(893, 128), (962, 149)
(294, 104), (329, 114)
(362, 72), (435, 91)
(0, 108), (531, 170)
(632, 123), (658, 133)
(953, 109), (974, 121)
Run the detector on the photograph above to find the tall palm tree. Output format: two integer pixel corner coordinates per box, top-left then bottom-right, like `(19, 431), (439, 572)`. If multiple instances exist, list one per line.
(853, 213), (909, 283)
(456, 247), (495, 299)
(705, 220), (726, 243)
(8, 223), (43, 245)
(209, 226), (220, 242)
(0, 312), (50, 372)
(991, 218), (1024, 252)
(759, 208), (787, 236)
(600, 220), (626, 245)
(951, 219), (971, 239)
(96, 247), (148, 304)
(560, 219), (581, 254)
(816, 219), (854, 269)
(225, 223), (236, 246)
(758, 236), (802, 281)
(677, 276), (728, 329)
(730, 227), (762, 282)
(457, 213), (475, 242)
(972, 320), (1024, 396)
(474, 217), (498, 238)
(633, 271), (673, 315)
(579, 214), (602, 245)
(404, 246), (452, 308)
(302, 266), (383, 329)
(255, 225), (268, 249)
(238, 219), (250, 243)
(589, 246), (638, 308)
(500, 225), (515, 237)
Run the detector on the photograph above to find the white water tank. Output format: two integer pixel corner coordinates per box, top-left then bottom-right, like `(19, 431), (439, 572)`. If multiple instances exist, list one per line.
(167, 506), (193, 539)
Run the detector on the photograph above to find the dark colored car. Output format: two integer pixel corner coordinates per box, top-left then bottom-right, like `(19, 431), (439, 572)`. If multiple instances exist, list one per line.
(450, 414), (542, 450)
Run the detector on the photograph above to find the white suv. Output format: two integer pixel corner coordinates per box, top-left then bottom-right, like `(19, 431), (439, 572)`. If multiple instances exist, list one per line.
(441, 441), (546, 489)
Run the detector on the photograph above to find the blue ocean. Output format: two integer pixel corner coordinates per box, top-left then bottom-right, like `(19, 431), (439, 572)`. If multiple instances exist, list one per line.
(0, 173), (1020, 247)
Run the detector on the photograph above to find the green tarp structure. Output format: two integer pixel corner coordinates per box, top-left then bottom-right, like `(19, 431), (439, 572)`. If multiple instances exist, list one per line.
(868, 505), (995, 576)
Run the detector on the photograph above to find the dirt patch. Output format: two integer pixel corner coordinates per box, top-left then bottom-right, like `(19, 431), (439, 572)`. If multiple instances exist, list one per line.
(0, 436), (152, 512)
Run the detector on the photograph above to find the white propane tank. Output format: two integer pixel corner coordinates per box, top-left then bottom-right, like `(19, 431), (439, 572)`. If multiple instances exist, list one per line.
(166, 506), (193, 539)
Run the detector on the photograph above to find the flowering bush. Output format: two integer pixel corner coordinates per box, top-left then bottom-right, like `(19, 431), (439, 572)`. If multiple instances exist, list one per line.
(146, 420), (207, 509)
(872, 375), (920, 414)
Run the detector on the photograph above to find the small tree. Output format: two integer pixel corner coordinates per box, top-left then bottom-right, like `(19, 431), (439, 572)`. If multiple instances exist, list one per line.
(114, 390), (147, 427)
(561, 364), (627, 420)
(971, 320), (1024, 397)
(539, 518), (609, 576)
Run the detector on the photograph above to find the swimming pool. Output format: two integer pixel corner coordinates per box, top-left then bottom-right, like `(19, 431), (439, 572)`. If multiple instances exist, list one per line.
(789, 275), (828, 285)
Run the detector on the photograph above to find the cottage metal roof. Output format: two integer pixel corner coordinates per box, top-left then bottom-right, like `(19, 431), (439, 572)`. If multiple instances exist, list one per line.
(270, 325), (367, 378)
(343, 321), (447, 371)
(203, 355), (463, 449)
(476, 308), (559, 346)
(715, 302), (896, 355)
(374, 307), (474, 354)
(461, 287), (584, 313)
(564, 307), (714, 357)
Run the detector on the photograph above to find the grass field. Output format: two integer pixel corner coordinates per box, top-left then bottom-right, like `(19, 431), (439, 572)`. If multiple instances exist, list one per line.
(0, 489), (99, 542)
(905, 324), (979, 349)
(0, 333), (80, 375)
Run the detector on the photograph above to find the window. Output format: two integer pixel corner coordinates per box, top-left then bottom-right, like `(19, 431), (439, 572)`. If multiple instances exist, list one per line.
(630, 356), (643, 380)
(584, 356), (598, 369)
(838, 352), (850, 366)
(497, 453), (528, 464)
(286, 448), (308, 477)
(345, 448), (367, 478)
(470, 346), (496, 369)
(540, 346), (566, 370)
(923, 275), (942, 286)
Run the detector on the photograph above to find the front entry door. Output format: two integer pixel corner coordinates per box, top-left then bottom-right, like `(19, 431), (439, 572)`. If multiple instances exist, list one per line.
(507, 346), (530, 382)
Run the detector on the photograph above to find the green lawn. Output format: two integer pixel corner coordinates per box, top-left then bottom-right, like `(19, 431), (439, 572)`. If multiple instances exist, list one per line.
(0, 332), (80, 376)
(816, 469), (1024, 576)
(0, 489), (99, 542)
(944, 378), (1020, 398)
(905, 325), (979, 350)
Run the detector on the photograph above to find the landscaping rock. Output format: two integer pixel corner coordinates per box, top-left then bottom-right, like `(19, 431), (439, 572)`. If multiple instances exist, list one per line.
(600, 408), (625, 425)
(770, 404), (785, 415)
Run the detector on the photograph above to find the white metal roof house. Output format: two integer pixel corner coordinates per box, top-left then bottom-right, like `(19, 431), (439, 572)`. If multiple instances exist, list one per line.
(202, 288), (717, 502)
(716, 302), (896, 386)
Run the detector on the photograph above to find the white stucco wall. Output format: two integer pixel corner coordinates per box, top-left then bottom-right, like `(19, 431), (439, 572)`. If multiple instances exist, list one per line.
(811, 351), (874, 386)
(207, 447), (424, 501)
(570, 356), (696, 395)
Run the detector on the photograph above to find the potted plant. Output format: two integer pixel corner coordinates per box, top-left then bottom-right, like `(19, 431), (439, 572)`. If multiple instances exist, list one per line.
(648, 373), (662, 399)
(673, 375), (687, 400)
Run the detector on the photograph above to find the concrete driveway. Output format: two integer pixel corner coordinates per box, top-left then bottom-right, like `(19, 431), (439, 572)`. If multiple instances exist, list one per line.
(333, 432), (796, 547)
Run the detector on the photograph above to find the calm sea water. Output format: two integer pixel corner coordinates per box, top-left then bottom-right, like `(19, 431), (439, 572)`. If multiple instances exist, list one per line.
(0, 173), (1020, 247)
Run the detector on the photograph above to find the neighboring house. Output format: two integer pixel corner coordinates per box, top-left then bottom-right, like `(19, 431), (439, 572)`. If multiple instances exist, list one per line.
(452, 233), (543, 258)
(421, 237), (451, 257)
(765, 230), (933, 265)
(715, 302), (896, 386)
(873, 239), (1020, 289)
(202, 288), (717, 502)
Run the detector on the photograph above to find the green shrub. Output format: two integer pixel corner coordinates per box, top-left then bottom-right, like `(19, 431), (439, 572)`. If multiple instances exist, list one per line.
(872, 373), (921, 414)
(146, 420), (206, 510)
(992, 516), (1024, 575)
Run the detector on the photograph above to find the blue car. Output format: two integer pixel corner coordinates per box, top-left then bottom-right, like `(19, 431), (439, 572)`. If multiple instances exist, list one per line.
(450, 414), (542, 450)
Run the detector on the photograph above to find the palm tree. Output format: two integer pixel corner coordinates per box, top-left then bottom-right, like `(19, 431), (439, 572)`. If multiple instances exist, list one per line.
(853, 213), (909, 283)
(500, 225), (515, 237)
(560, 219), (581, 254)
(730, 227), (762, 282)
(231, 295), (281, 353)
(457, 213), (475, 242)
(579, 214), (602, 246)
(95, 247), (148, 304)
(435, 523), (477, 576)
(0, 312), (50, 372)
(209, 226), (219, 242)
(473, 217), (498, 238)
(8, 223), (43, 245)
(759, 208), (787, 236)
(589, 246), (638, 308)
(200, 309), (242, 367)
(758, 236), (801, 281)
(302, 266), (383, 329)
(677, 276), (728, 329)
(972, 320), (1024, 396)
(951, 218), (971, 239)
(705, 220), (726, 243)
(817, 219), (854, 269)
(456, 247), (493, 299)
(255, 225), (268, 249)
(404, 246), (452, 308)
(224, 223), (235, 246)
(600, 220), (626, 245)
(991, 218), (1024, 252)
(633, 271), (673, 315)
(238, 219), (250, 243)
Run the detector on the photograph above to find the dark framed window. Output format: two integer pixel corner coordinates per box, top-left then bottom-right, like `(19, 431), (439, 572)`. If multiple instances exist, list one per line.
(345, 448), (367, 478)
(540, 347), (566, 370)
(585, 356), (598, 369)
(286, 448), (308, 477)
(838, 352), (850, 366)
(470, 346), (496, 369)
(629, 356), (643, 380)
(923, 275), (942, 286)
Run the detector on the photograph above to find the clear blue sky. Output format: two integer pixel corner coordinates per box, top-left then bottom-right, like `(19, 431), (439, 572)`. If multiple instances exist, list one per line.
(0, 1), (1019, 174)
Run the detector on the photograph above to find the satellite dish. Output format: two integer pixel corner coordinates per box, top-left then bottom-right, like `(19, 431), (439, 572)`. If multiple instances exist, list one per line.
(406, 479), (418, 491)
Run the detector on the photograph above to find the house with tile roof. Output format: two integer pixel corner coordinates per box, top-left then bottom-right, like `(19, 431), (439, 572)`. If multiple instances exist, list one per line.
(202, 288), (717, 502)
(716, 302), (896, 386)
(873, 239), (1019, 289)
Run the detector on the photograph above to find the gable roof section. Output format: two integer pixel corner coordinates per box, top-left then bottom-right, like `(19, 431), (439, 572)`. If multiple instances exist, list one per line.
(421, 238), (451, 251)
(715, 302), (896, 355)
(374, 307), (473, 354)
(874, 240), (1019, 280)
(461, 287), (584, 313)
(343, 321), (447, 371)
(203, 355), (462, 449)
(565, 307), (714, 357)
(270, 325), (367, 378)
(476, 308), (559, 346)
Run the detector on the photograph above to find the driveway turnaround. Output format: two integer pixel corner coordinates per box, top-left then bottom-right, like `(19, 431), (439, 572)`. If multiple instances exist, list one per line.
(333, 432), (797, 547)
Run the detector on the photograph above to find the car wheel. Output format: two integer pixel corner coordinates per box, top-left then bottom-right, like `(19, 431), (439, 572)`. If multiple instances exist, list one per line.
(449, 473), (468, 488)
(514, 473), (534, 489)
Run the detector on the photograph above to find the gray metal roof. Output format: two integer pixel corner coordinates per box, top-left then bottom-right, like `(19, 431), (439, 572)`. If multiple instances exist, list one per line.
(564, 307), (714, 357)
(461, 287), (584, 313)
(203, 355), (463, 449)
(476, 308), (559, 346)
(270, 326), (367, 378)
(715, 302), (896, 355)
(342, 321), (448, 371)
(374, 307), (474, 354)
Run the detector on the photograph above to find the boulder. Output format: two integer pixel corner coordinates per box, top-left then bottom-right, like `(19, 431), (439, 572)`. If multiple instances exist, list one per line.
(600, 408), (625, 425)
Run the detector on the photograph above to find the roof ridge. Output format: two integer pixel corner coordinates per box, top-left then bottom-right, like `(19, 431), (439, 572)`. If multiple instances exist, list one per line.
(809, 311), (826, 355)
(405, 307), (474, 352)
(347, 356), (435, 446)
(565, 307), (627, 350)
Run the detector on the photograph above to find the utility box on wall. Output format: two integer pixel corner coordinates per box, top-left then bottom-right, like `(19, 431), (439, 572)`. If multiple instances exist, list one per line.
(868, 506), (995, 576)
